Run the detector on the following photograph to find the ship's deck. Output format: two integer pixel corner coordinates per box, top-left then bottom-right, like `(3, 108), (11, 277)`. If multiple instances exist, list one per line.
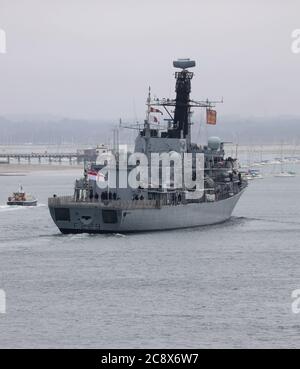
(48, 196), (160, 209)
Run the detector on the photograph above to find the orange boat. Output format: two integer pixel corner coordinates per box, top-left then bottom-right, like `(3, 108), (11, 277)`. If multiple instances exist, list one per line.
(7, 185), (37, 206)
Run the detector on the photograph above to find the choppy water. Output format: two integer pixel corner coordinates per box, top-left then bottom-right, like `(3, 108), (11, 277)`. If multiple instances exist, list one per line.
(1, 168), (300, 348)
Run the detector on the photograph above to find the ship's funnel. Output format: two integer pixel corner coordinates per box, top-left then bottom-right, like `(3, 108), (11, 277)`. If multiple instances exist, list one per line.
(173, 58), (196, 69)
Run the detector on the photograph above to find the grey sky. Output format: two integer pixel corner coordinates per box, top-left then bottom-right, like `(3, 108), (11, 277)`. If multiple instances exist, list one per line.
(0, 0), (299, 121)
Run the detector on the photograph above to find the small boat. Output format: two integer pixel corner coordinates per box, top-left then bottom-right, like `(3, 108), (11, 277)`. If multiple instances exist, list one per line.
(274, 143), (296, 178)
(7, 186), (37, 206)
(244, 169), (264, 180)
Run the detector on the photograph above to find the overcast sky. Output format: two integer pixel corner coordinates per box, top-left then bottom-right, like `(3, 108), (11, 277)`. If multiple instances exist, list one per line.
(0, 0), (300, 121)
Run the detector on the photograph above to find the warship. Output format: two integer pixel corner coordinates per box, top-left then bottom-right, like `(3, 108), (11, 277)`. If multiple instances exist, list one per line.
(48, 59), (247, 233)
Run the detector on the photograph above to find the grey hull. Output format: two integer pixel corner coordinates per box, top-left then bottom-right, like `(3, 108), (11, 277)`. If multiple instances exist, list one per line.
(49, 190), (244, 234)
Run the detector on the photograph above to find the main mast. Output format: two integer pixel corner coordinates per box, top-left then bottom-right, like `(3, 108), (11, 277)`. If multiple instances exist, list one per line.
(171, 59), (195, 144)
(146, 59), (220, 149)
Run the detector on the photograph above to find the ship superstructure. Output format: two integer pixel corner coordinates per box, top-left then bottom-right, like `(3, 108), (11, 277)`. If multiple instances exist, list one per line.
(48, 59), (247, 233)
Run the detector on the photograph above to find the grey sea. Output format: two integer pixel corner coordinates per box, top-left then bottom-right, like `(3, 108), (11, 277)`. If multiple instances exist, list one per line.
(0, 166), (300, 348)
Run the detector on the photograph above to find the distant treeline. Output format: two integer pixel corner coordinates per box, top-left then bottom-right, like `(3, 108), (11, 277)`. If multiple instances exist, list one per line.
(210, 116), (300, 145)
(0, 116), (300, 145)
(0, 117), (114, 145)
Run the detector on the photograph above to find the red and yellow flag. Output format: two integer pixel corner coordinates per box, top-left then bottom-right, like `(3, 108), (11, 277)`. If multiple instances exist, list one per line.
(206, 109), (217, 125)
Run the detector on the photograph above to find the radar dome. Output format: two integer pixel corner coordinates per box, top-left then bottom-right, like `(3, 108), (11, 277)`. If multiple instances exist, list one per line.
(208, 136), (221, 151)
(173, 59), (196, 69)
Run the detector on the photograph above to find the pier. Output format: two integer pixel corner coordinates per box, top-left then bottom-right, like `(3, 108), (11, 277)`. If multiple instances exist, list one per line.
(0, 151), (97, 165)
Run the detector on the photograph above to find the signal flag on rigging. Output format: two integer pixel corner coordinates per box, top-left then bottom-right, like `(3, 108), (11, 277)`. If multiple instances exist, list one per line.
(150, 107), (163, 114)
(206, 109), (217, 125)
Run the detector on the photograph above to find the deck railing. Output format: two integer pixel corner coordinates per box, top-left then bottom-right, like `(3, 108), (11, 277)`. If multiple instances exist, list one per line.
(48, 196), (159, 209)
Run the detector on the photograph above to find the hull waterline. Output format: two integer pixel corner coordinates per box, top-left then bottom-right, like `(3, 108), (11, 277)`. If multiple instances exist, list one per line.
(7, 201), (37, 206)
(49, 190), (245, 234)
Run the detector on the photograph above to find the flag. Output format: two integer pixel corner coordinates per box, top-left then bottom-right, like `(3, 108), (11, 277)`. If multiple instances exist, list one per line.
(88, 169), (106, 182)
(150, 107), (163, 114)
(87, 170), (98, 181)
(97, 171), (106, 182)
(206, 109), (217, 125)
(150, 115), (159, 123)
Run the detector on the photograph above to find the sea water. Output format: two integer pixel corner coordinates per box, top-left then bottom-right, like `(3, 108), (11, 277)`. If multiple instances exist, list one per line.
(0, 167), (300, 348)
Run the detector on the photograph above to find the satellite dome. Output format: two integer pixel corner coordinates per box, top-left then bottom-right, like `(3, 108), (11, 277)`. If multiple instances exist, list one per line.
(208, 136), (221, 151)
